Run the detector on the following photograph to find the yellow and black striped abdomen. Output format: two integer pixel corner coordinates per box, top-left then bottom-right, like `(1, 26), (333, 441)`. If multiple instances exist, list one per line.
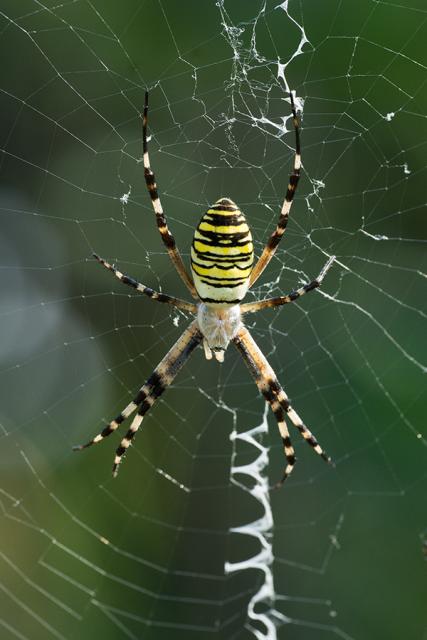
(191, 198), (254, 304)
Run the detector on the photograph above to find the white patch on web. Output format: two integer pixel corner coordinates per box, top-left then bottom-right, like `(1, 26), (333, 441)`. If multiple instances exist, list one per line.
(305, 178), (325, 212)
(225, 404), (289, 639)
(276, 0), (310, 88)
(360, 229), (389, 241)
(360, 215), (389, 241)
(385, 112), (395, 121)
(120, 186), (131, 204)
(312, 178), (325, 190)
(252, 88), (304, 140)
(289, 91), (304, 115)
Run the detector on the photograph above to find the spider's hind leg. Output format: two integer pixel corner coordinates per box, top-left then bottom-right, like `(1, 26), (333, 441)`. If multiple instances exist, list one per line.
(249, 91), (302, 288)
(142, 91), (197, 298)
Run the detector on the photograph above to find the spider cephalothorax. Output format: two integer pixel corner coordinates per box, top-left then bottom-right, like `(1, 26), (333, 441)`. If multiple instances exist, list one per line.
(74, 90), (335, 485)
(197, 302), (242, 362)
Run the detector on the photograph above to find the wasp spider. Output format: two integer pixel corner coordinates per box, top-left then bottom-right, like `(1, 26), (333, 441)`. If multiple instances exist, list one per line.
(74, 91), (335, 486)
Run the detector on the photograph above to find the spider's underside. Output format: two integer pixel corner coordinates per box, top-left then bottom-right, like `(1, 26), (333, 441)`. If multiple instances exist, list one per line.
(74, 91), (335, 486)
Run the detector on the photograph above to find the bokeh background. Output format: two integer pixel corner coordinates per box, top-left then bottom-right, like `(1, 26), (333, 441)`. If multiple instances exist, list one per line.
(1, 1), (426, 639)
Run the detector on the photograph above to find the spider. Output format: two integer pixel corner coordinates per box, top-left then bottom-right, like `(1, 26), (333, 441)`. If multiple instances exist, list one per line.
(74, 90), (335, 486)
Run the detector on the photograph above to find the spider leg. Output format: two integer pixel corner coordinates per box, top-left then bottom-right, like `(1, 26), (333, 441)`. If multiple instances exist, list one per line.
(234, 326), (332, 481)
(241, 255), (335, 315)
(257, 388), (297, 486)
(73, 321), (202, 477)
(143, 91), (197, 299)
(233, 330), (295, 485)
(268, 403), (296, 487)
(93, 253), (197, 314)
(249, 91), (301, 288)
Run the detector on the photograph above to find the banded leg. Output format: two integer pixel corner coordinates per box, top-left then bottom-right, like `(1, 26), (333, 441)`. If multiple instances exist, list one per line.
(271, 405), (296, 487)
(241, 255), (335, 315)
(255, 383), (296, 486)
(249, 91), (301, 288)
(143, 91), (197, 298)
(73, 396), (141, 450)
(93, 253), (197, 314)
(234, 326), (332, 479)
(73, 321), (203, 476)
(233, 332), (295, 485)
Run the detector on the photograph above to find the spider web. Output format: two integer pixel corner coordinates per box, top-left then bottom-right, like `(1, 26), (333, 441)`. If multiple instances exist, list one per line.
(1, 1), (426, 639)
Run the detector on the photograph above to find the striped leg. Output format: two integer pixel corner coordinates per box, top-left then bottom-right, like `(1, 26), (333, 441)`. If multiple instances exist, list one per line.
(234, 326), (332, 480)
(268, 376), (332, 464)
(249, 91), (301, 288)
(271, 406), (296, 487)
(73, 396), (140, 450)
(73, 321), (203, 476)
(241, 255), (335, 315)
(234, 330), (295, 485)
(143, 91), (197, 298)
(93, 253), (197, 314)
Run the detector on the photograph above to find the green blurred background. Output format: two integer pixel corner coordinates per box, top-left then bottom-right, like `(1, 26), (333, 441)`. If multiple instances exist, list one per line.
(1, 1), (426, 638)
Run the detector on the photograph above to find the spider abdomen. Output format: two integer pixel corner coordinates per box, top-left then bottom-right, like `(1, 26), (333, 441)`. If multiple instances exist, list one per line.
(191, 198), (254, 304)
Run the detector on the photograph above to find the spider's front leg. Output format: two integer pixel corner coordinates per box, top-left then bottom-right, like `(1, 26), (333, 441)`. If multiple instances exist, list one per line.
(234, 325), (333, 486)
(73, 321), (203, 476)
